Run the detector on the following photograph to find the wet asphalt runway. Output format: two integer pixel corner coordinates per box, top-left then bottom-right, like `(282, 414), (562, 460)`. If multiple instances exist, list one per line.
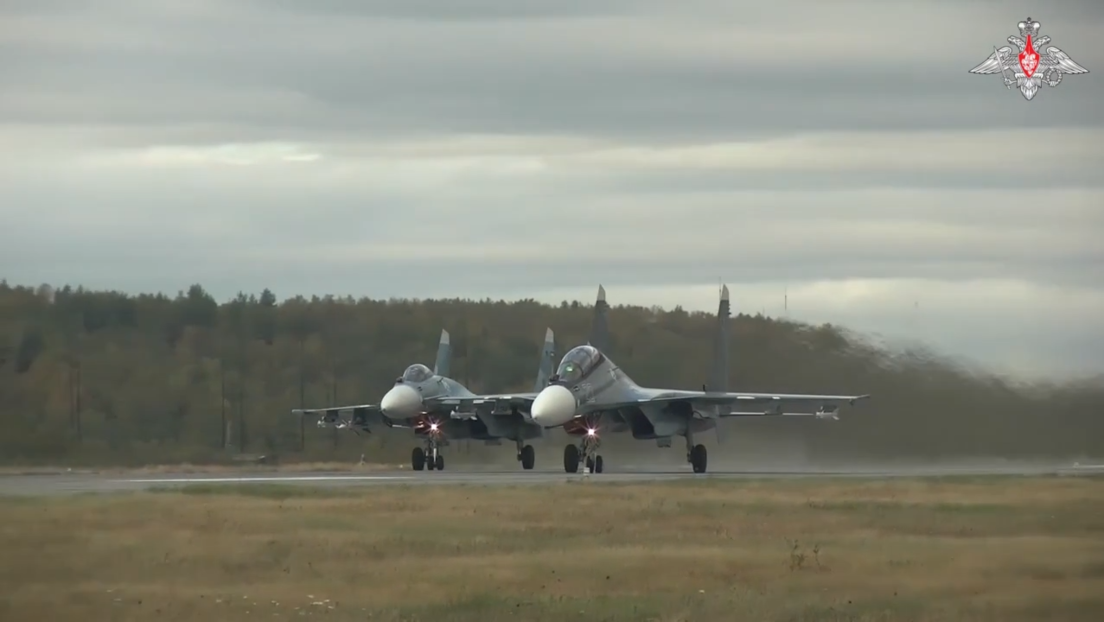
(2, 463), (1101, 497)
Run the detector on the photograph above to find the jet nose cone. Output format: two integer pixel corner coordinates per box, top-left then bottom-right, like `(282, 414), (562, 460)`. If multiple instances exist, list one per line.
(381, 384), (421, 418)
(531, 384), (577, 427)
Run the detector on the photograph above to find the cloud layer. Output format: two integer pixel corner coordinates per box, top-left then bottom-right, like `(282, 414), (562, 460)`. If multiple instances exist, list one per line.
(2, 0), (1102, 379)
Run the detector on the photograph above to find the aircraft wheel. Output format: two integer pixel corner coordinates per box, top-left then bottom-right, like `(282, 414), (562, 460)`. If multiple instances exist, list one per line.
(520, 445), (536, 470)
(563, 444), (580, 473)
(411, 447), (426, 471)
(435, 454), (445, 471)
(594, 455), (604, 474)
(690, 444), (708, 474)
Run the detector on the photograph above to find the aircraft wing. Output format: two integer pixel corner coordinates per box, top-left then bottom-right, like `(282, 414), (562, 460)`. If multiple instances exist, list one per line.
(429, 392), (541, 418)
(291, 404), (408, 431)
(579, 391), (870, 419)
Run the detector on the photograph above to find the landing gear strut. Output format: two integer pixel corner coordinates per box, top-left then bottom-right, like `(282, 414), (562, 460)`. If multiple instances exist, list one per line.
(516, 440), (536, 470)
(412, 437), (445, 471)
(563, 433), (603, 473)
(686, 432), (707, 474)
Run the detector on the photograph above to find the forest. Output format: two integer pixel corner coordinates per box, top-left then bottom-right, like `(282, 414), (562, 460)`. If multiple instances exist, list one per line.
(1, 280), (1101, 466)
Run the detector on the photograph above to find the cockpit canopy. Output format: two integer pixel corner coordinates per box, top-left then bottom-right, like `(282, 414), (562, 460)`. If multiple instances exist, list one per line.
(554, 345), (603, 384)
(401, 363), (433, 383)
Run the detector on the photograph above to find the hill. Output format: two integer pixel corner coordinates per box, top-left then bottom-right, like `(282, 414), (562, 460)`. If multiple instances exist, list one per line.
(1, 280), (1101, 466)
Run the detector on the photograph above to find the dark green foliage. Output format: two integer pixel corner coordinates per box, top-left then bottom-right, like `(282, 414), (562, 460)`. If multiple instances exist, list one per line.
(14, 326), (45, 374)
(0, 280), (1101, 466)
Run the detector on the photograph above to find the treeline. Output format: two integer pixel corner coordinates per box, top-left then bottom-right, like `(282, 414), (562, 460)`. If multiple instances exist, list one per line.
(0, 280), (1101, 466)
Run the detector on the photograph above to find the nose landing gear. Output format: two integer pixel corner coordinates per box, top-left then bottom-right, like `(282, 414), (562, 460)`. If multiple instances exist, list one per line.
(563, 432), (603, 473)
(412, 436), (446, 471)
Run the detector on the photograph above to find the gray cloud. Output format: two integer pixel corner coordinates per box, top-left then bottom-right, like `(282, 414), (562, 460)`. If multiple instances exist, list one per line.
(2, 0), (1103, 379)
(240, 0), (655, 20)
(3, 1), (1102, 140)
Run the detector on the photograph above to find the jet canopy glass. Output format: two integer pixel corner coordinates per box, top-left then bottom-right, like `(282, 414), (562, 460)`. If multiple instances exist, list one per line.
(401, 364), (433, 383)
(555, 345), (603, 384)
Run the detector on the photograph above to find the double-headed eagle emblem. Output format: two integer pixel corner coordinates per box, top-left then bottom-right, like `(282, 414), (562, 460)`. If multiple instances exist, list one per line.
(969, 17), (1088, 100)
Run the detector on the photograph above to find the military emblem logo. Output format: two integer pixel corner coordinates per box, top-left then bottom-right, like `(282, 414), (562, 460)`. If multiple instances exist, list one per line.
(969, 17), (1088, 100)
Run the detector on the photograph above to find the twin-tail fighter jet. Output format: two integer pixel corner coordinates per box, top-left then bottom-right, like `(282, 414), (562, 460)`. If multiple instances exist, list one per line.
(293, 326), (556, 472)
(529, 285), (871, 474)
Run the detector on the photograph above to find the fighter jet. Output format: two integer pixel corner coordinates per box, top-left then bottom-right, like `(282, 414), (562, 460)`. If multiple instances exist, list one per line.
(293, 326), (557, 472)
(529, 285), (871, 474)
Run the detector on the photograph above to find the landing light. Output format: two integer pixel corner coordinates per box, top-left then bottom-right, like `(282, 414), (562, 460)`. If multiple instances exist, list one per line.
(430, 422), (439, 431)
(586, 428), (597, 437)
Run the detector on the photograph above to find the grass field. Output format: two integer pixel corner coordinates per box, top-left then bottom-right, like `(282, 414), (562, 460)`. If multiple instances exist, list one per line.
(2, 476), (1103, 621)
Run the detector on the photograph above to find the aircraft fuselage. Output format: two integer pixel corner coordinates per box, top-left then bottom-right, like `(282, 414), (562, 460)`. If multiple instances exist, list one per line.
(547, 346), (716, 440)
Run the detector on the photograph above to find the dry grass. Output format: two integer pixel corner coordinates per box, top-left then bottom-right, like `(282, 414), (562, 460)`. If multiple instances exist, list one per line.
(2, 476), (1104, 621)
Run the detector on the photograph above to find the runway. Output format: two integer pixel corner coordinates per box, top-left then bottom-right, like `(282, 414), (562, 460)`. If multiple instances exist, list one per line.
(1, 462), (1100, 497)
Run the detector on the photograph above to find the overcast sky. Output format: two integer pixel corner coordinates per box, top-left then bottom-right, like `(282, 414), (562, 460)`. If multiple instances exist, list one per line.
(2, 0), (1102, 381)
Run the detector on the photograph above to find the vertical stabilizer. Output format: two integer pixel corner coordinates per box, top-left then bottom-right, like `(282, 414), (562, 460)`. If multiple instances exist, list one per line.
(707, 284), (730, 392)
(533, 327), (556, 392)
(587, 284), (611, 355)
(708, 285), (731, 444)
(434, 329), (451, 377)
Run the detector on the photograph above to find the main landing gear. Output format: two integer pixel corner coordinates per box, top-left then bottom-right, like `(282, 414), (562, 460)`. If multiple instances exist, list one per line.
(686, 432), (708, 474)
(411, 437), (445, 472)
(516, 439), (536, 470)
(563, 432), (603, 473)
